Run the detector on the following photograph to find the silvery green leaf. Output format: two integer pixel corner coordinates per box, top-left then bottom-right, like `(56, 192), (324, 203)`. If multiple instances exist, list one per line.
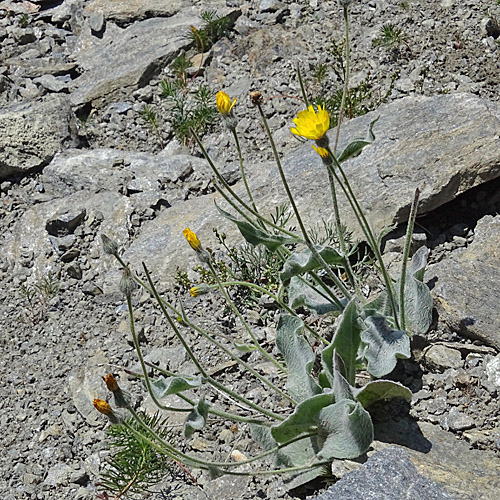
(324, 299), (362, 385)
(352, 380), (412, 408)
(271, 393), (334, 443)
(150, 375), (202, 399)
(281, 246), (345, 283)
(331, 351), (354, 403)
(336, 117), (379, 164)
(233, 341), (257, 352)
(215, 203), (298, 251)
(316, 399), (374, 460)
(251, 423), (318, 467)
(276, 315), (321, 402)
(184, 399), (210, 439)
(361, 315), (410, 378)
(399, 246), (432, 335)
(289, 276), (346, 315)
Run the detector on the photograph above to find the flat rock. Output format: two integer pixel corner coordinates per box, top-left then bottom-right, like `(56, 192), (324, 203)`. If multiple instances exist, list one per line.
(0, 95), (77, 180)
(314, 447), (455, 500)
(428, 215), (500, 349)
(110, 94), (500, 285)
(83, 0), (196, 23)
(373, 418), (500, 500)
(70, 6), (240, 106)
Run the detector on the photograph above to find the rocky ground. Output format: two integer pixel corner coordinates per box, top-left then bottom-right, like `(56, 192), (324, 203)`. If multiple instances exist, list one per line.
(1, 1), (500, 499)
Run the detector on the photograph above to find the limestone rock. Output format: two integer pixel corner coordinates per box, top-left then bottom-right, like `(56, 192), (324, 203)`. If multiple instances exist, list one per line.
(315, 447), (455, 500)
(428, 215), (500, 349)
(0, 95), (77, 180)
(373, 419), (500, 500)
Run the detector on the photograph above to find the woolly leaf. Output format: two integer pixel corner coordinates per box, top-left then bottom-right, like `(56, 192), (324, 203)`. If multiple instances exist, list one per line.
(150, 375), (202, 399)
(281, 246), (345, 283)
(352, 380), (412, 408)
(276, 315), (321, 402)
(336, 117), (379, 164)
(289, 276), (346, 315)
(316, 399), (374, 460)
(184, 399), (209, 438)
(361, 315), (410, 378)
(216, 204), (298, 251)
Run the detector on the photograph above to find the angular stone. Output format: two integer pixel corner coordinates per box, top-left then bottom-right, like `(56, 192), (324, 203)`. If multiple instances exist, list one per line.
(423, 344), (463, 371)
(110, 95), (500, 288)
(373, 418), (500, 500)
(428, 215), (500, 349)
(314, 447), (455, 500)
(46, 208), (86, 236)
(70, 5), (240, 106)
(0, 95), (77, 180)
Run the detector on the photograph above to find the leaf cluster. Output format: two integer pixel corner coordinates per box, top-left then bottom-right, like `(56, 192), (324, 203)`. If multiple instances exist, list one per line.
(188, 10), (232, 53)
(99, 412), (174, 499)
(19, 272), (59, 326)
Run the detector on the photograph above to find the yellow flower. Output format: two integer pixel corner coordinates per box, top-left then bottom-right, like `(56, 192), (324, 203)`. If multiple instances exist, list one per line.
(93, 399), (114, 417)
(291, 104), (330, 140)
(183, 228), (202, 252)
(216, 91), (237, 115)
(312, 144), (329, 158)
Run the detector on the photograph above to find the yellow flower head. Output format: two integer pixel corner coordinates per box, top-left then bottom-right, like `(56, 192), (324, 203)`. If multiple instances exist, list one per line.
(216, 91), (237, 115)
(190, 283), (210, 297)
(291, 104), (330, 140)
(312, 144), (329, 158)
(93, 399), (114, 417)
(102, 374), (119, 392)
(183, 228), (202, 252)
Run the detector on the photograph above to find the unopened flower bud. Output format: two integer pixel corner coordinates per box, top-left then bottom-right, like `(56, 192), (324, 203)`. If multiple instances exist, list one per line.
(120, 267), (137, 298)
(190, 283), (211, 297)
(101, 234), (119, 256)
(183, 228), (211, 264)
(102, 373), (131, 409)
(93, 399), (122, 424)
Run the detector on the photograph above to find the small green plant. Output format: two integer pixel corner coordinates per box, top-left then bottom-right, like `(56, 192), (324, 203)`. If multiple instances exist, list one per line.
(20, 272), (59, 327)
(373, 24), (408, 49)
(138, 105), (164, 149)
(99, 412), (177, 498)
(18, 13), (31, 28)
(93, 1), (433, 491)
(160, 75), (217, 144)
(188, 10), (231, 53)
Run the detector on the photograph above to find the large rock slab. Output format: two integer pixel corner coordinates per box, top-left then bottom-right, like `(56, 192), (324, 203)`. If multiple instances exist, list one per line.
(70, 6), (239, 106)
(111, 94), (500, 284)
(0, 95), (77, 180)
(428, 215), (500, 349)
(373, 418), (500, 500)
(83, 0), (196, 24)
(315, 447), (455, 500)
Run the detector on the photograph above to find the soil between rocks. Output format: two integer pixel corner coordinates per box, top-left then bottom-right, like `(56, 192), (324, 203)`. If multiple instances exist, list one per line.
(1, 1), (500, 499)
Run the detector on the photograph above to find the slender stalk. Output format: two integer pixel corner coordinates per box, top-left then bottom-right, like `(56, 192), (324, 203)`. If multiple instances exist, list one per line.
(126, 409), (318, 471)
(232, 128), (258, 214)
(326, 153), (400, 328)
(334, 5), (350, 152)
(399, 187), (420, 330)
(297, 62), (310, 107)
(126, 295), (193, 412)
(325, 165), (358, 294)
(218, 280), (330, 344)
(207, 260), (287, 373)
(256, 102), (351, 305)
(191, 128), (298, 238)
(143, 263), (285, 419)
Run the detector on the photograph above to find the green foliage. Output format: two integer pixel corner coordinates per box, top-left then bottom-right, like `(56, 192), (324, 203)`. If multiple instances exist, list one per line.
(308, 39), (395, 126)
(139, 105), (164, 149)
(188, 10), (232, 53)
(99, 412), (174, 499)
(372, 24), (408, 49)
(160, 76), (217, 144)
(20, 272), (59, 326)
